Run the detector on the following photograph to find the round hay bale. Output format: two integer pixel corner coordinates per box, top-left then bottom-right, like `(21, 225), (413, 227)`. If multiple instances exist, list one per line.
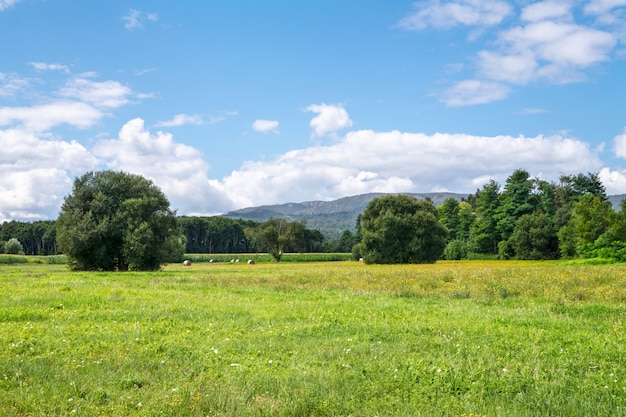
(247, 259), (255, 265)
(183, 260), (192, 266)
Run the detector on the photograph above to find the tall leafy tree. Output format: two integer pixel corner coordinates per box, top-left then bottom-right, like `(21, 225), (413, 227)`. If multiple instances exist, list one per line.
(335, 229), (357, 253)
(249, 218), (306, 261)
(471, 180), (501, 254)
(510, 211), (558, 260)
(358, 194), (447, 264)
(496, 169), (537, 243)
(558, 194), (613, 258)
(56, 171), (185, 271)
(457, 201), (476, 242)
(438, 198), (460, 241)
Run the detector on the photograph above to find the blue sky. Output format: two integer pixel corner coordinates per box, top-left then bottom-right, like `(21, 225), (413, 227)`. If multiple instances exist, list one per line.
(1, 0), (625, 222)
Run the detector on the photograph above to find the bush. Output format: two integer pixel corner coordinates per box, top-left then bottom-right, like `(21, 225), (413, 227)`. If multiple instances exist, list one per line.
(444, 239), (471, 260)
(4, 238), (24, 255)
(0, 241), (5, 254)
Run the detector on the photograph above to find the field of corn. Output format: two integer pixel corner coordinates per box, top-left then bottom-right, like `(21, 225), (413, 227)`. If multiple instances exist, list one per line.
(1, 259), (625, 416)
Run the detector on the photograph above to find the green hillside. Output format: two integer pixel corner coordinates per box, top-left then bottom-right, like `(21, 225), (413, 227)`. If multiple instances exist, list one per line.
(223, 192), (468, 240)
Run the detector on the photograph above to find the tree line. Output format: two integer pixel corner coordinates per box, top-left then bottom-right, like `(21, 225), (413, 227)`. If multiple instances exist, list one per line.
(436, 169), (623, 261)
(0, 216), (328, 257)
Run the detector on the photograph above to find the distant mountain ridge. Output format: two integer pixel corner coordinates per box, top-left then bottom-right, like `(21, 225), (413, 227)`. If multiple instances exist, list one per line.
(223, 192), (469, 240)
(224, 192), (626, 241)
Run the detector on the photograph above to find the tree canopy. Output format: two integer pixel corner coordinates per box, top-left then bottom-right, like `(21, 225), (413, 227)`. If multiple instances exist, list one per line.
(358, 194), (447, 264)
(56, 171), (185, 271)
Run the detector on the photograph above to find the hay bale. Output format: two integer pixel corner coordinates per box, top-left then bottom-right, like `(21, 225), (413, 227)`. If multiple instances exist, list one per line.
(247, 259), (255, 265)
(183, 260), (192, 266)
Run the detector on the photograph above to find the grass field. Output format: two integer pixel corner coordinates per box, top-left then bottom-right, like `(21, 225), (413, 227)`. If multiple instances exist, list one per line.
(1, 260), (626, 416)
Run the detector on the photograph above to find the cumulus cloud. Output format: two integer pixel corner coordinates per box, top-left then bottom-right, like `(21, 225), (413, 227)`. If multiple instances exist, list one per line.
(156, 114), (204, 127)
(398, 0), (624, 106)
(306, 103), (353, 137)
(252, 119), (280, 134)
(584, 0), (626, 17)
(93, 118), (234, 214)
(0, 102), (102, 131)
(397, 0), (512, 30)
(59, 75), (134, 109)
(214, 129), (602, 209)
(599, 167), (626, 195)
(521, 1), (572, 22)
(0, 113), (611, 221)
(612, 128), (626, 158)
(0, 128), (98, 222)
(122, 9), (158, 30)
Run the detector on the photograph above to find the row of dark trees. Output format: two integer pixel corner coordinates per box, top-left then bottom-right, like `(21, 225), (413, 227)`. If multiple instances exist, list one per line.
(177, 216), (325, 255)
(0, 216), (328, 257)
(0, 220), (58, 255)
(437, 169), (621, 260)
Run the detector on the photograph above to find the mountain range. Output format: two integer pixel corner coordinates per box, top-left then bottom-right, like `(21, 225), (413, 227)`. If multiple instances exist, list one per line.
(223, 192), (626, 241)
(223, 193), (468, 240)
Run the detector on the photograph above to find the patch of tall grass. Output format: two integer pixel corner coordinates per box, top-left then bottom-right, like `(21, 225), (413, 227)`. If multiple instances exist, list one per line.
(184, 252), (353, 263)
(0, 254), (48, 264)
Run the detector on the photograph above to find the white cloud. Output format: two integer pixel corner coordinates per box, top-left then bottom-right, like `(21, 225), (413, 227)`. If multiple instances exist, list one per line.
(0, 112), (610, 220)
(612, 128), (626, 158)
(584, 0), (626, 16)
(0, 0), (20, 11)
(252, 119), (280, 134)
(156, 114), (204, 127)
(521, 1), (572, 22)
(478, 49), (538, 84)
(501, 21), (615, 67)
(598, 167), (626, 195)
(397, 0), (512, 30)
(399, 1), (623, 106)
(0, 101), (102, 131)
(214, 130), (601, 209)
(0, 128), (98, 222)
(306, 103), (353, 137)
(29, 62), (70, 73)
(123, 9), (158, 30)
(59, 76), (133, 109)
(93, 118), (234, 214)
(440, 80), (509, 106)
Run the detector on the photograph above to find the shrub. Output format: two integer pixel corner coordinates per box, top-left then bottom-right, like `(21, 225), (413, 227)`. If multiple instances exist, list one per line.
(444, 239), (470, 260)
(4, 238), (24, 255)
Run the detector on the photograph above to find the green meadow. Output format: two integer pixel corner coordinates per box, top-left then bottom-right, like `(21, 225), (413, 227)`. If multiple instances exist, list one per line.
(1, 260), (626, 416)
